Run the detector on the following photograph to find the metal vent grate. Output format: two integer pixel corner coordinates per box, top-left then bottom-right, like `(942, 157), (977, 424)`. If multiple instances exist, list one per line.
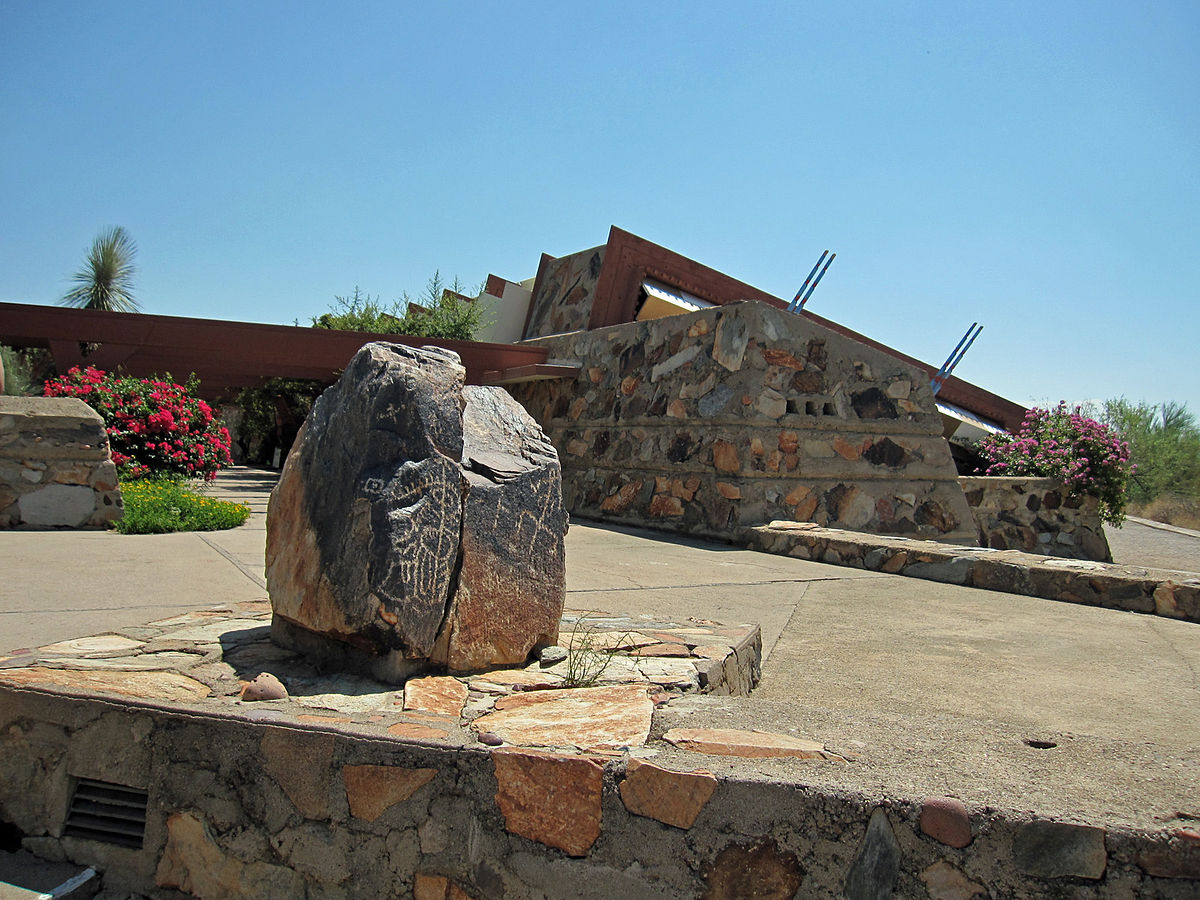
(64, 778), (148, 849)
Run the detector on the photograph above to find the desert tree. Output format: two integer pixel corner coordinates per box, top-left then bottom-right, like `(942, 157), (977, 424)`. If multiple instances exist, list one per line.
(61, 226), (140, 312)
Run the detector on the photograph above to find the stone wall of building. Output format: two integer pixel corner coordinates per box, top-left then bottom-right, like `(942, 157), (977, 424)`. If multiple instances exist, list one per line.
(510, 300), (979, 544)
(0, 397), (122, 528)
(2, 686), (1196, 898)
(522, 244), (606, 338)
(960, 475), (1112, 562)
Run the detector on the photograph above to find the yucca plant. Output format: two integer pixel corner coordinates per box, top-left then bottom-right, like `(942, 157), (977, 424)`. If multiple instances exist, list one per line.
(61, 226), (141, 312)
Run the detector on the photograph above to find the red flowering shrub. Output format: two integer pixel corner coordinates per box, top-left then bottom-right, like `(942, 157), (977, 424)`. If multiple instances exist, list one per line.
(44, 366), (233, 481)
(979, 402), (1133, 526)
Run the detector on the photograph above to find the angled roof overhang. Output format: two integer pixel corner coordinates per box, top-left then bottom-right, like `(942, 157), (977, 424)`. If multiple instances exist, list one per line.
(0, 302), (549, 398)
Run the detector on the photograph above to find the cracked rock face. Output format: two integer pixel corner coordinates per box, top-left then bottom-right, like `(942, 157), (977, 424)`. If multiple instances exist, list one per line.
(266, 343), (566, 679)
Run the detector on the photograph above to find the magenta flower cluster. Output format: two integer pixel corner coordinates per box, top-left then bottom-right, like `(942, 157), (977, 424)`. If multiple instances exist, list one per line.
(979, 402), (1133, 525)
(44, 366), (233, 481)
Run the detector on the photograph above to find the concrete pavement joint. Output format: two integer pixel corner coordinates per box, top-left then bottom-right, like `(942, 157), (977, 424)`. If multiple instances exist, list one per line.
(567, 576), (863, 594)
(1144, 615), (1200, 694)
(198, 534), (267, 589)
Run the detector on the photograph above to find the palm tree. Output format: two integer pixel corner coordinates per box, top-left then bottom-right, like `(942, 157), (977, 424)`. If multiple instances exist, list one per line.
(61, 226), (140, 312)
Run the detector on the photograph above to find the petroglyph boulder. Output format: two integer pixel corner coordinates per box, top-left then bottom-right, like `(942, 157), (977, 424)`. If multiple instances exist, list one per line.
(266, 342), (566, 681)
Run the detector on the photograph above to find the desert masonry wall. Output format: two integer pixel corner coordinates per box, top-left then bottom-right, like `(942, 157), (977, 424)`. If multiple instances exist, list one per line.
(510, 301), (978, 544)
(0, 396), (122, 529)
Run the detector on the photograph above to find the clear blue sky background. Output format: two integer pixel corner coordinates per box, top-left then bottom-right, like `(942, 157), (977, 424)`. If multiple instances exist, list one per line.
(2, 2), (1196, 414)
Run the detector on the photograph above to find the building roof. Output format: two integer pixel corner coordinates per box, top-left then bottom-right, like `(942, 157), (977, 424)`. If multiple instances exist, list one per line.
(525, 226), (1027, 432)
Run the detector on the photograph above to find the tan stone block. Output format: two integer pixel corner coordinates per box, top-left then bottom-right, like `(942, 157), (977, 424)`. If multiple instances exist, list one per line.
(778, 431), (799, 454)
(794, 495), (819, 520)
(492, 749), (604, 856)
(0, 667), (209, 701)
(784, 485), (810, 506)
(620, 376), (640, 396)
(600, 480), (643, 512)
(919, 796), (972, 847)
(760, 347), (804, 370)
(343, 764), (437, 821)
(387, 722), (452, 741)
(882, 551), (908, 573)
(711, 440), (740, 474)
(261, 729), (335, 819)
(667, 399), (688, 418)
(474, 684), (653, 752)
(632, 642), (693, 658)
(50, 463), (92, 485)
(156, 811), (305, 898)
(566, 439), (588, 457)
(472, 668), (563, 690)
(662, 727), (845, 760)
(1154, 581), (1181, 618)
(886, 379), (912, 400)
(650, 494), (685, 517)
(414, 873), (451, 900)
(749, 437), (765, 456)
(833, 436), (865, 460)
(753, 390), (786, 420)
(568, 397), (587, 421)
(587, 367), (606, 384)
(691, 644), (734, 660)
(920, 861), (986, 899)
(404, 675), (469, 717)
(619, 759), (717, 829)
(687, 319), (710, 337)
(715, 482), (741, 500)
(679, 371), (716, 399)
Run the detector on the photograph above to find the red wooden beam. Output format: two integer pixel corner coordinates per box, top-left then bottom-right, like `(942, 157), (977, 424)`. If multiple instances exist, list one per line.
(0, 302), (548, 398)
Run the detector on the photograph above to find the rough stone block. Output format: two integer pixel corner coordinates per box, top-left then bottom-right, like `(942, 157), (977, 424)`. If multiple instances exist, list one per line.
(920, 796), (973, 848)
(702, 839), (803, 899)
(492, 749), (603, 857)
(343, 764), (437, 821)
(266, 343), (567, 680)
(619, 759), (717, 829)
(844, 808), (901, 900)
(1013, 820), (1107, 880)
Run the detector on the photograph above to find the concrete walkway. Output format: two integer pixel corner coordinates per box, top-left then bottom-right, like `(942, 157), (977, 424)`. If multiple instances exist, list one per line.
(2, 467), (1199, 832)
(1107, 515), (1200, 573)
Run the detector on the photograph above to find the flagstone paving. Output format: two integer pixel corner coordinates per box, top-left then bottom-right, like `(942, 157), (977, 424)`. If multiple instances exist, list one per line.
(0, 601), (791, 759)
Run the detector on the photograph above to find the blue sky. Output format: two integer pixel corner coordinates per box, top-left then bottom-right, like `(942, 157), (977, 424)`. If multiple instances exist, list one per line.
(2, 2), (1196, 414)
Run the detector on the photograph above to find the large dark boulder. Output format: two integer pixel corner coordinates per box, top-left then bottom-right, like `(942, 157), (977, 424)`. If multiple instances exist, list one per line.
(266, 343), (566, 681)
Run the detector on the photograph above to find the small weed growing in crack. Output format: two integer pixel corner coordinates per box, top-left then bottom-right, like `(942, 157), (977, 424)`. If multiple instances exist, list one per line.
(562, 613), (630, 688)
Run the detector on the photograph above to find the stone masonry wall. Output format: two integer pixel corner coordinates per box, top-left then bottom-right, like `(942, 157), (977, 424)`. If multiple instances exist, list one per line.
(2, 687), (1197, 898)
(960, 475), (1112, 562)
(523, 244), (606, 339)
(510, 300), (979, 544)
(0, 397), (122, 528)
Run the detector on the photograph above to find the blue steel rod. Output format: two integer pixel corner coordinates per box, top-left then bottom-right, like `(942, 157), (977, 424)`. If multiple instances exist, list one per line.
(932, 324), (983, 394)
(798, 252), (836, 309)
(931, 322), (978, 385)
(789, 251), (828, 311)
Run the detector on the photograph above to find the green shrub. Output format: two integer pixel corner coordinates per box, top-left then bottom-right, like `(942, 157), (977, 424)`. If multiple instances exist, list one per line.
(44, 367), (233, 481)
(313, 273), (483, 341)
(979, 402), (1133, 526)
(116, 478), (251, 534)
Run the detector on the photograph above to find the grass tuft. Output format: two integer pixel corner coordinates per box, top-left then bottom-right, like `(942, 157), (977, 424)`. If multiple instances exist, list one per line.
(116, 478), (251, 534)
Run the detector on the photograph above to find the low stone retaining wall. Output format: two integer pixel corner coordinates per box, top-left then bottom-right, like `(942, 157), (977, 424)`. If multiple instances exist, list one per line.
(747, 521), (1199, 623)
(0, 397), (122, 528)
(960, 475), (1112, 562)
(2, 601), (1198, 896)
(2, 686), (1197, 897)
